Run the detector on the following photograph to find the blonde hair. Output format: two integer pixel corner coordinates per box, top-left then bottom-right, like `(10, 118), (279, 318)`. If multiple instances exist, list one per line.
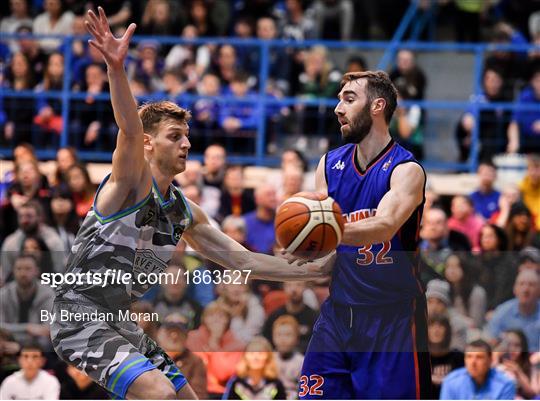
(138, 101), (191, 136)
(236, 337), (278, 380)
(201, 301), (231, 327)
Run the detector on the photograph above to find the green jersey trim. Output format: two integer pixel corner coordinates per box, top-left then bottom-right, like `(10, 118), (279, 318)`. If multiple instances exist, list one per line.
(152, 177), (176, 209)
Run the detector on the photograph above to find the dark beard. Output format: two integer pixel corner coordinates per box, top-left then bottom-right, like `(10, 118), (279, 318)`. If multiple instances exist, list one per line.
(342, 103), (373, 144)
(22, 224), (39, 236)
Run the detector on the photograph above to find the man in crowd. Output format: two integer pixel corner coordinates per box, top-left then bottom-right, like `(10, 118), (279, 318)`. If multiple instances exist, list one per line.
(488, 269), (540, 351)
(440, 339), (516, 399)
(243, 183), (278, 254)
(469, 160), (500, 220)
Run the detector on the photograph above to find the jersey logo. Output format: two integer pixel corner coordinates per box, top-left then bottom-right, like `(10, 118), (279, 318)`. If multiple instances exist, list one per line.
(382, 156), (393, 172)
(172, 224), (184, 243)
(331, 160), (345, 170)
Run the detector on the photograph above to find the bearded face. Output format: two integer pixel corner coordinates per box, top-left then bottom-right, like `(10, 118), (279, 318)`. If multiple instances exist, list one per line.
(342, 101), (373, 144)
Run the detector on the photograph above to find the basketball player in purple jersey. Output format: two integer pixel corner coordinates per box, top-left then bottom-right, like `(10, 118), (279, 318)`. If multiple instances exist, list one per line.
(298, 71), (431, 399)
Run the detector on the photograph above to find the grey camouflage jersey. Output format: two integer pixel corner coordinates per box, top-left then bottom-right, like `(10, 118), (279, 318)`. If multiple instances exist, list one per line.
(55, 175), (192, 311)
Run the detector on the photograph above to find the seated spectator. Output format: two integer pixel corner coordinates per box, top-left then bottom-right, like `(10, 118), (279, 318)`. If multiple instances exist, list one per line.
(426, 279), (469, 351)
(127, 40), (165, 93)
(440, 339), (516, 400)
(456, 68), (512, 162)
(448, 195), (485, 251)
(263, 281), (318, 353)
(165, 25), (211, 75)
(420, 207), (471, 281)
(221, 215), (249, 247)
(493, 329), (536, 399)
(203, 143), (226, 188)
(182, 184), (221, 227)
(476, 224), (515, 311)
(484, 22), (529, 94)
(223, 336), (286, 400)
(389, 49), (427, 101)
(309, 0), (354, 40)
(297, 46), (341, 99)
(217, 166), (256, 222)
(60, 364), (108, 399)
(34, 52), (65, 147)
(276, 0), (317, 41)
(208, 44), (242, 88)
(272, 315), (304, 400)
(0, 0), (33, 52)
(139, 0), (182, 38)
(0, 343), (60, 399)
(278, 166), (304, 203)
(72, 63), (116, 150)
(3, 159), (53, 234)
(505, 201), (540, 251)
(191, 73), (221, 151)
(15, 24), (48, 83)
(507, 68), (540, 154)
(218, 282), (265, 344)
(243, 183), (278, 255)
(469, 161), (501, 220)
(390, 83), (424, 160)
(187, 0), (222, 37)
(154, 264), (202, 330)
(1, 201), (65, 282)
(219, 72), (258, 153)
(443, 253), (486, 328)
(520, 154), (540, 230)
(161, 68), (187, 105)
(52, 146), (78, 189)
(490, 183), (521, 228)
(518, 247), (540, 273)
(156, 313), (208, 399)
(0, 254), (55, 349)
(488, 269), (539, 351)
(428, 314), (464, 399)
(21, 235), (55, 276)
(186, 301), (244, 398)
(2, 51), (36, 146)
(49, 186), (79, 253)
(66, 164), (96, 220)
(32, 0), (74, 54)
(71, 41), (107, 90)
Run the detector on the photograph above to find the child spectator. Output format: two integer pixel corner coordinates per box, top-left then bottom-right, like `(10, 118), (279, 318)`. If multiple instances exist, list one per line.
(272, 315), (304, 400)
(0, 343), (60, 399)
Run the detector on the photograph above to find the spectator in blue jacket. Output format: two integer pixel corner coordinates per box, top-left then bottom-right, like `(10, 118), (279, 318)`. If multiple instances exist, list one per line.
(507, 68), (540, 154)
(470, 160), (500, 220)
(440, 339), (516, 400)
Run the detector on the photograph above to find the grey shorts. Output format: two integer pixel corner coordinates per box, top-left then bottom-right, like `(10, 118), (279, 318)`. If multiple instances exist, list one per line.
(50, 299), (186, 399)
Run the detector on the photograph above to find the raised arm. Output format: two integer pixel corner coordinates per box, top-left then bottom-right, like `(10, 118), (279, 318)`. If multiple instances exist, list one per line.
(85, 8), (146, 184)
(341, 162), (425, 247)
(182, 199), (332, 281)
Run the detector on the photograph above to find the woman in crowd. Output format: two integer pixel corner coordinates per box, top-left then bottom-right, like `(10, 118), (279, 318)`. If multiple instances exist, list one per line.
(49, 186), (79, 253)
(428, 314), (464, 399)
(506, 202), (540, 251)
(20, 235), (54, 275)
(65, 164), (95, 220)
(476, 224), (516, 312)
(52, 146), (78, 189)
(443, 252), (486, 328)
(186, 301), (244, 399)
(494, 329), (535, 399)
(223, 336), (286, 400)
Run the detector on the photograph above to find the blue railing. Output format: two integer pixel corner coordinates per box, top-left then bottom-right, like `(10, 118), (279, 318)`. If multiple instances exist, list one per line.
(1, 31), (539, 171)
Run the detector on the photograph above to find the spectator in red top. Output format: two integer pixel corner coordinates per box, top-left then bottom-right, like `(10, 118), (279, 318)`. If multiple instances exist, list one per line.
(448, 195), (485, 251)
(217, 166), (255, 222)
(65, 164), (95, 219)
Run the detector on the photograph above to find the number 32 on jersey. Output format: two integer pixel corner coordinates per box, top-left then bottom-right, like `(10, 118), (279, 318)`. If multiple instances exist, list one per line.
(356, 241), (393, 266)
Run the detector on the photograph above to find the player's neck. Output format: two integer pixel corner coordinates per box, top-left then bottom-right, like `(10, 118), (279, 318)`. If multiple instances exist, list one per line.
(355, 131), (392, 171)
(151, 167), (175, 199)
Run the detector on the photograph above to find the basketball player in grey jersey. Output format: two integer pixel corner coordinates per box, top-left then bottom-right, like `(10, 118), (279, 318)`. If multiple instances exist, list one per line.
(50, 8), (331, 400)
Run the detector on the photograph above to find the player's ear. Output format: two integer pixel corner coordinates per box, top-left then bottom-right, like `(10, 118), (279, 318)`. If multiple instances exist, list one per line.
(372, 98), (386, 116)
(143, 133), (153, 151)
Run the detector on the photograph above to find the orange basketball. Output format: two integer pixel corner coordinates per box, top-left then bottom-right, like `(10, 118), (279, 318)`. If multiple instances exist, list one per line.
(275, 192), (345, 259)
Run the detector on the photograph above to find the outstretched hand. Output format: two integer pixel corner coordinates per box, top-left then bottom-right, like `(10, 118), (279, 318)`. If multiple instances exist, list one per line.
(85, 7), (136, 69)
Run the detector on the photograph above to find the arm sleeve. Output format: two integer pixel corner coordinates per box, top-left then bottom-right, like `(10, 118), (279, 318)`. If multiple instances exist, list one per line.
(498, 380), (516, 400)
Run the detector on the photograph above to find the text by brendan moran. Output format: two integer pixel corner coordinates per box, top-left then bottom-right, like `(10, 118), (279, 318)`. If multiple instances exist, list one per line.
(41, 309), (159, 324)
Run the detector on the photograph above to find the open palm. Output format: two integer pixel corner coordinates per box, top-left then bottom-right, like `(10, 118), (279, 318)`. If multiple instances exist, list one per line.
(85, 7), (136, 69)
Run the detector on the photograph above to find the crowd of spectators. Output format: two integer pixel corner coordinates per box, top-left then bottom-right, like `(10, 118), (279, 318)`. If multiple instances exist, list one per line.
(1, 0), (540, 158)
(0, 141), (539, 399)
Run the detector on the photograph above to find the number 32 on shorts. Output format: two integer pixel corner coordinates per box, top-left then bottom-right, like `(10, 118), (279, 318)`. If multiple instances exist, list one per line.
(356, 241), (393, 266)
(299, 374), (324, 397)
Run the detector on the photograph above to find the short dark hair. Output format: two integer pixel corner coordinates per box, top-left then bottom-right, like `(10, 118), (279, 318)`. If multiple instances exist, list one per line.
(466, 339), (492, 355)
(478, 159), (496, 170)
(428, 314), (452, 350)
(15, 252), (39, 267)
(138, 101), (191, 136)
(19, 341), (44, 355)
(340, 70), (398, 123)
(19, 199), (44, 218)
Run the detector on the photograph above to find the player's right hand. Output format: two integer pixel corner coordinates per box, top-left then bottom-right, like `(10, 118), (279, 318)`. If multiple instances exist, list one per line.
(85, 7), (136, 69)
